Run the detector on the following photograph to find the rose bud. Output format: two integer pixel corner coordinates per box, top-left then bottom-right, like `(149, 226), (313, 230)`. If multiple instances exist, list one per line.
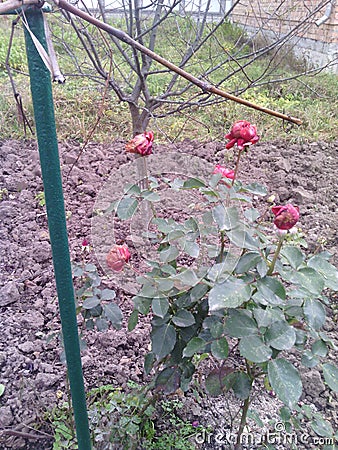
(125, 131), (154, 156)
(272, 204), (300, 230)
(225, 120), (259, 150)
(213, 164), (235, 180)
(106, 244), (131, 272)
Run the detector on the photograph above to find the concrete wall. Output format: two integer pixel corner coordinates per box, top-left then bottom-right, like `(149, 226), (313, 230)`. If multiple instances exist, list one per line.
(230, 0), (338, 72)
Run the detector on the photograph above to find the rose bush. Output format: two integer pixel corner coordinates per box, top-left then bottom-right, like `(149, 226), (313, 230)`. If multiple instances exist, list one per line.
(104, 122), (338, 446)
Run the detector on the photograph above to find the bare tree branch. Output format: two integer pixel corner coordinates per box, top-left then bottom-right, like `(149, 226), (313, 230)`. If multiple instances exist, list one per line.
(52, 0), (303, 126)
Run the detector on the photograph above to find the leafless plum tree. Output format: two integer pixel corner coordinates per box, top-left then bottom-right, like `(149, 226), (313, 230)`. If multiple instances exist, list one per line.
(49, 0), (334, 135)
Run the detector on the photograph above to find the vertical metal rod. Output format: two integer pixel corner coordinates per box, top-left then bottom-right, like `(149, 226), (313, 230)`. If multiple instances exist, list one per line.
(23, 7), (91, 449)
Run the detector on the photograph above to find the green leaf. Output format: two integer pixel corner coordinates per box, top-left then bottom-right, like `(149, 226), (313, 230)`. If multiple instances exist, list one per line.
(268, 359), (302, 408)
(95, 318), (108, 331)
(172, 310), (196, 327)
(279, 406), (291, 422)
(281, 246), (305, 270)
(303, 298), (326, 330)
(141, 190), (161, 202)
(183, 337), (206, 358)
(152, 218), (173, 233)
(173, 269), (200, 291)
(183, 241), (200, 258)
(190, 283), (209, 302)
(265, 320), (296, 350)
(159, 245), (179, 263)
(292, 267), (325, 296)
(152, 324), (177, 360)
(133, 295), (152, 315)
(72, 265), (84, 277)
(312, 340), (328, 357)
(322, 363), (338, 392)
(311, 414), (334, 437)
(152, 297), (169, 318)
(82, 296), (100, 309)
(0, 384), (5, 397)
(253, 307), (284, 328)
(144, 352), (155, 375)
(85, 263), (97, 272)
(211, 337), (229, 360)
(100, 289), (116, 300)
(212, 205), (239, 231)
(240, 335), (272, 363)
(235, 252), (261, 274)
(307, 255), (338, 290)
(116, 197), (138, 220)
(247, 409), (264, 427)
(205, 369), (226, 397)
(124, 183), (141, 195)
(103, 303), (123, 329)
(168, 229), (186, 242)
(242, 182), (267, 196)
(228, 371), (251, 399)
(208, 255), (239, 282)
(226, 227), (260, 250)
(161, 264), (177, 276)
(244, 208), (261, 222)
(156, 278), (175, 293)
(209, 321), (224, 339)
(183, 177), (206, 189)
(155, 367), (181, 394)
(301, 350), (320, 368)
(209, 277), (251, 311)
(225, 309), (258, 338)
(128, 309), (139, 331)
(256, 277), (286, 306)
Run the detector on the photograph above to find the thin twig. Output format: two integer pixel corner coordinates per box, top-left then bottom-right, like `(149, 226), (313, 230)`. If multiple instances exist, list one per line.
(0, 429), (49, 440)
(66, 55), (113, 177)
(6, 16), (34, 137)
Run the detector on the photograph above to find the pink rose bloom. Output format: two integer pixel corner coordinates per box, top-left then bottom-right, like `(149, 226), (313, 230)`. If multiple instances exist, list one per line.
(125, 131), (154, 156)
(213, 164), (235, 180)
(225, 120), (259, 150)
(271, 204), (300, 230)
(106, 244), (131, 272)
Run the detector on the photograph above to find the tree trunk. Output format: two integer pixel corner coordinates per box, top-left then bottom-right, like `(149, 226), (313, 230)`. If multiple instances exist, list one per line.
(129, 103), (150, 136)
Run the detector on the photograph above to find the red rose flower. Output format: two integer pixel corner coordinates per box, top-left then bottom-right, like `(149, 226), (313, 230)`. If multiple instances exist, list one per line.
(106, 244), (131, 272)
(213, 164), (235, 180)
(126, 131), (154, 156)
(225, 120), (259, 150)
(272, 204), (300, 230)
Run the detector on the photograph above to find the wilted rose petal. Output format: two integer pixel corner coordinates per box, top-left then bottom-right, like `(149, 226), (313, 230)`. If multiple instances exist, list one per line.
(213, 164), (235, 180)
(106, 244), (131, 272)
(225, 120), (259, 150)
(125, 131), (154, 156)
(272, 204), (300, 230)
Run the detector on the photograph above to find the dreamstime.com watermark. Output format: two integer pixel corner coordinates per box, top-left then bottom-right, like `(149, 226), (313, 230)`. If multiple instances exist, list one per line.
(194, 422), (336, 447)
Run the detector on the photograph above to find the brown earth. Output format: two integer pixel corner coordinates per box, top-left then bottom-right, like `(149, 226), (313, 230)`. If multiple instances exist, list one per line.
(0, 138), (337, 449)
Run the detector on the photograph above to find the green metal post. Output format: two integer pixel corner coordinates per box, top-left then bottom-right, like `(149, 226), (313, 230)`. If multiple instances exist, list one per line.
(23, 7), (91, 449)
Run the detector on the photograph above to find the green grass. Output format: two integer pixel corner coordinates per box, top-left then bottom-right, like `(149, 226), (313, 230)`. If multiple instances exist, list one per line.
(45, 383), (200, 449)
(0, 15), (337, 143)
